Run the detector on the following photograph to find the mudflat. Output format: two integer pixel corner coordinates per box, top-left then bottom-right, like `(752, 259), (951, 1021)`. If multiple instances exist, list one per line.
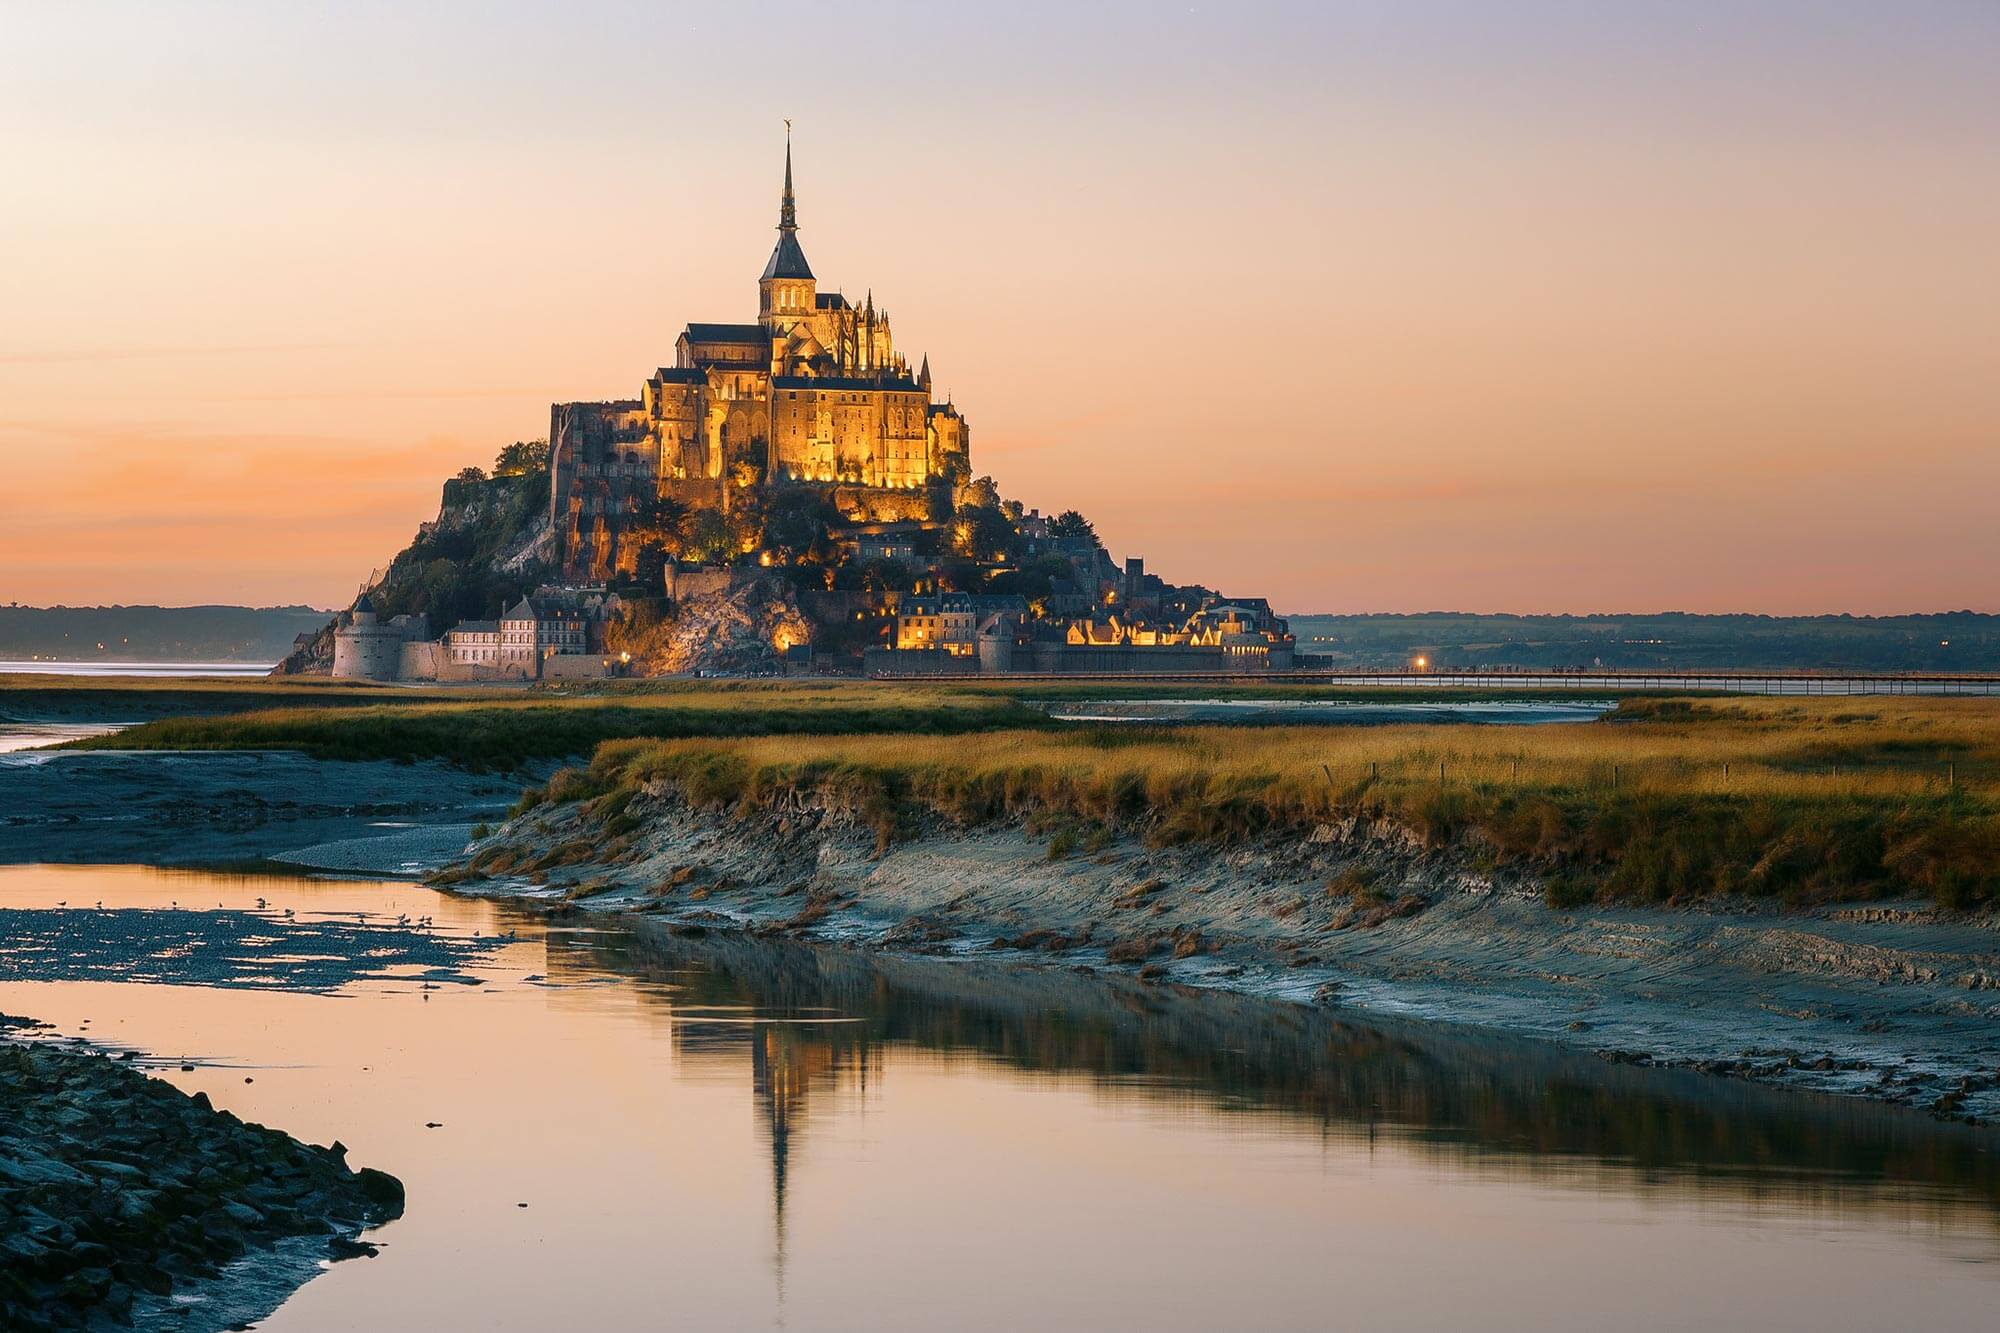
(0, 750), (524, 871)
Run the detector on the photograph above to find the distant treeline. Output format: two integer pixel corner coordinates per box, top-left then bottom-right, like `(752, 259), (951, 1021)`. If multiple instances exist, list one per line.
(0, 605), (334, 663)
(1288, 611), (2000, 672)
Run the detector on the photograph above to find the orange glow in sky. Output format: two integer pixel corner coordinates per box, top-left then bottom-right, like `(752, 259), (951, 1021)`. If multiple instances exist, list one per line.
(2, 3), (1996, 614)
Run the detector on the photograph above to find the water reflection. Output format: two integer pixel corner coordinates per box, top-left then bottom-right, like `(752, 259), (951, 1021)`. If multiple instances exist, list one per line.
(550, 918), (2000, 1237)
(6, 866), (1998, 1329)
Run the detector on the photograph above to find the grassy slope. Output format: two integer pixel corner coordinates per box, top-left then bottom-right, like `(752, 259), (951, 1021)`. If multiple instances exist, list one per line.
(520, 696), (2000, 909)
(49, 678), (2000, 906)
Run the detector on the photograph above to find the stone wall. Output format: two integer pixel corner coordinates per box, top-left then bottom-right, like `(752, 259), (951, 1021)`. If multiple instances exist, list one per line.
(861, 647), (966, 677)
(829, 484), (937, 524)
(1023, 643), (1280, 674)
(543, 653), (612, 681)
(664, 564), (764, 603)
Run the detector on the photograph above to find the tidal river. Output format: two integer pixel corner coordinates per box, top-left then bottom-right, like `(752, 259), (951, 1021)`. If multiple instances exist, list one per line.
(2, 863), (1997, 1331)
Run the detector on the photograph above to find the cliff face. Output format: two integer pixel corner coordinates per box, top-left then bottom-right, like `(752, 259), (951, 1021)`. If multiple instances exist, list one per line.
(274, 461), (553, 675)
(370, 469), (554, 627)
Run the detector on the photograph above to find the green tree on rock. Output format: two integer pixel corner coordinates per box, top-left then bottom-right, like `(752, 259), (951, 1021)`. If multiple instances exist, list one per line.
(1050, 510), (1099, 549)
(493, 440), (549, 478)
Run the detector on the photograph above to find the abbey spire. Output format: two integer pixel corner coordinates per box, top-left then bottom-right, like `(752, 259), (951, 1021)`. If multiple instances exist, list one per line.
(761, 125), (814, 282)
(779, 126), (797, 231)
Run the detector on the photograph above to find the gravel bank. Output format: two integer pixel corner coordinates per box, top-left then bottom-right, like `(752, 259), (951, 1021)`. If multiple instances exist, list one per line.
(0, 1015), (404, 1332)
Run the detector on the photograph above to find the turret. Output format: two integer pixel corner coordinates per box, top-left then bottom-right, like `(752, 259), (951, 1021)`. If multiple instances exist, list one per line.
(759, 125), (816, 331)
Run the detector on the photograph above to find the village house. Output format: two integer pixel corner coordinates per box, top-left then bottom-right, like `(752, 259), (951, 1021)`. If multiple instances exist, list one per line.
(896, 593), (1027, 656)
(444, 620), (500, 667)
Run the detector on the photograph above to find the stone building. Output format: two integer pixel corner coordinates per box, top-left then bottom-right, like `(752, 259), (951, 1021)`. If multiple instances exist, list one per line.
(896, 594), (1028, 656)
(549, 132), (971, 581)
(500, 595), (587, 672)
(443, 620), (500, 667)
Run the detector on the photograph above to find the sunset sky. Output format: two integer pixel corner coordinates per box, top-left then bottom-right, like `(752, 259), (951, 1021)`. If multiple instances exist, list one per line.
(3, 1), (1996, 614)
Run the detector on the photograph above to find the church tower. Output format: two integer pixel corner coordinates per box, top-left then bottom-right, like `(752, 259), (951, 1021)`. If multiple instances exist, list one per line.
(758, 127), (816, 333)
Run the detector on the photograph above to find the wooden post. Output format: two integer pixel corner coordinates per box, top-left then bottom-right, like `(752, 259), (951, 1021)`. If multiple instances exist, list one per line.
(1439, 760), (1446, 784)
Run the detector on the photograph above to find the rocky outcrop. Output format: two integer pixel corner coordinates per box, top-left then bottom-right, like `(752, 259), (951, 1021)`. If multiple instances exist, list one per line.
(0, 1018), (403, 1331)
(609, 576), (813, 676)
(271, 621), (334, 675)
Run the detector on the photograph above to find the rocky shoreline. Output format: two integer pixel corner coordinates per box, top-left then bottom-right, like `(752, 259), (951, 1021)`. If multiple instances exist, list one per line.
(0, 1015), (404, 1332)
(443, 782), (2000, 1125)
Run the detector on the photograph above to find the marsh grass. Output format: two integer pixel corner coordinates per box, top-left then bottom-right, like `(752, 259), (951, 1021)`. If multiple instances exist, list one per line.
(51, 675), (1648, 766)
(534, 696), (2000, 909)
(68, 689), (1049, 769)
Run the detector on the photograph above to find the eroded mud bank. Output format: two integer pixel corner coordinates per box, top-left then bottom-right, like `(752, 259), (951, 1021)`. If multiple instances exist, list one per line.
(444, 784), (2000, 1123)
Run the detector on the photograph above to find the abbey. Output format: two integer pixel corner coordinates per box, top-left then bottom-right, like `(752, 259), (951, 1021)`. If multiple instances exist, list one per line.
(550, 135), (970, 580)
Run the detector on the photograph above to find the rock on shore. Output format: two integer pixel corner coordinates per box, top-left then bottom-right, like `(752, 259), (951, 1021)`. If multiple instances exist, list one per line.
(0, 1017), (403, 1332)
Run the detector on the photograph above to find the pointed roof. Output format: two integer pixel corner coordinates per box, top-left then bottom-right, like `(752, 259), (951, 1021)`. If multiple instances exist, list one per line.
(917, 355), (932, 390)
(761, 127), (814, 281)
(503, 595), (537, 622)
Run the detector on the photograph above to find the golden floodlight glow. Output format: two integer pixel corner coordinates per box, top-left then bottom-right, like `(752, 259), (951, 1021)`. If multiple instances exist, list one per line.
(1414, 655), (1429, 670)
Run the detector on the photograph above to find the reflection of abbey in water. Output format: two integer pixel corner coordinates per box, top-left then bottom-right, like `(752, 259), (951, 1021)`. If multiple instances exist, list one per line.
(751, 1023), (875, 1256)
(548, 131), (969, 582)
(548, 924), (2000, 1237)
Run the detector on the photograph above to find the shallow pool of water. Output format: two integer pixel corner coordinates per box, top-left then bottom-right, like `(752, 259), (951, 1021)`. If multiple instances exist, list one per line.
(0, 718), (121, 754)
(3, 863), (1997, 1331)
(0, 660), (275, 677)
